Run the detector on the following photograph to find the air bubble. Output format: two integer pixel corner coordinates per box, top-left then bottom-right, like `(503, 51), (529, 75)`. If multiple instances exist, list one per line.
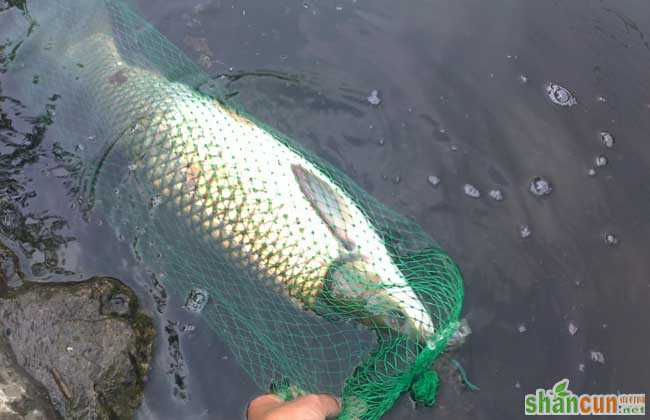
(545, 82), (577, 107)
(603, 232), (619, 246)
(184, 288), (209, 313)
(367, 90), (381, 106)
(599, 131), (615, 148)
(463, 184), (480, 198)
(427, 175), (440, 187)
(529, 177), (552, 196)
(568, 321), (578, 336)
(488, 189), (504, 201)
(589, 350), (605, 364)
(149, 195), (162, 209)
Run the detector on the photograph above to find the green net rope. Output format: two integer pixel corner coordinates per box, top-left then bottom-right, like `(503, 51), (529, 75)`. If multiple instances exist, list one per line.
(3, 1), (464, 418)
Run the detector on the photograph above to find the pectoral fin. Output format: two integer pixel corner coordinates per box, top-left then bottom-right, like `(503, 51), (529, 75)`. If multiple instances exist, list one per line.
(291, 164), (356, 251)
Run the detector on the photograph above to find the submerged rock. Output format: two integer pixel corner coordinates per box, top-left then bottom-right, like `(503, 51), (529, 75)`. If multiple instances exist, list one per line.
(0, 332), (61, 419)
(0, 258), (155, 419)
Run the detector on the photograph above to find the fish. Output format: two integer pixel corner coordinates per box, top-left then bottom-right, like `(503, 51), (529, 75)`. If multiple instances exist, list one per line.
(17, 1), (441, 345)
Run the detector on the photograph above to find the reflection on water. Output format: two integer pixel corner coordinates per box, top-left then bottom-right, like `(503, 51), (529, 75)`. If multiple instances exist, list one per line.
(1, 0), (650, 419)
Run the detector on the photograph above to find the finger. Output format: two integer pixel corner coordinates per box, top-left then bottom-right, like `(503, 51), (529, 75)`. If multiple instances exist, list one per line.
(291, 394), (341, 418)
(247, 394), (284, 419)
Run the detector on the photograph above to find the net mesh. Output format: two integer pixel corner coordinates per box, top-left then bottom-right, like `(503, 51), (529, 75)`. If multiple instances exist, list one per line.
(3, 1), (464, 418)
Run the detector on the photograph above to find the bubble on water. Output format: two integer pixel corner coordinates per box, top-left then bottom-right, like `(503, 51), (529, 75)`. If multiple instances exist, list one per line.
(367, 90), (381, 106)
(529, 176), (552, 196)
(149, 195), (162, 209)
(594, 155), (608, 168)
(545, 82), (577, 107)
(599, 131), (615, 148)
(517, 323), (527, 333)
(603, 232), (619, 246)
(597, 96), (607, 103)
(587, 168), (597, 177)
(488, 189), (504, 201)
(463, 184), (480, 198)
(589, 350), (605, 364)
(568, 321), (578, 336)
(184, 288), (209, 313)
(520, 225), (531, 239)
(87, 135), (96, 141)
(179, 323), (196, 334)
(427, 175), (440, 187)
(519, 74), (528, 84)
(303, 2), (309, 8)
(378, 138), (385, 146)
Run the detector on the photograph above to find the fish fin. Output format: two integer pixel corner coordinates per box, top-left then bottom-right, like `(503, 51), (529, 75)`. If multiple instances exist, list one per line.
(291, 164), (356, 251)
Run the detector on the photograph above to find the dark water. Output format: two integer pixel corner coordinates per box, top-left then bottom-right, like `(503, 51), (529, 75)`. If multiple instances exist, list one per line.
(2, 0), (650, 419)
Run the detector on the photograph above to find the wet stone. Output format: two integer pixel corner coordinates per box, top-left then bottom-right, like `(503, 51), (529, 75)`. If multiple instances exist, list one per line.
(0, 276), (155, 419)
(529, 177), (552, 197)
(463, 184), (480, 199)
(0, 332), (60, 419)
(545, 82), (577, 107)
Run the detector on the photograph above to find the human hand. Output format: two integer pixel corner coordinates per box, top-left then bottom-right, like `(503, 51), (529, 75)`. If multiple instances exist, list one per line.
(247, 393), (341, 420)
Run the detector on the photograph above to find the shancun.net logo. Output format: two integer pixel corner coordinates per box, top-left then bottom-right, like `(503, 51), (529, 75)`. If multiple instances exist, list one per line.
(524, 379), (645, 416)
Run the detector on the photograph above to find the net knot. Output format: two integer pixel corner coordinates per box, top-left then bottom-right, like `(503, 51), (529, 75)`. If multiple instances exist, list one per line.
(410, 370), (440, 406)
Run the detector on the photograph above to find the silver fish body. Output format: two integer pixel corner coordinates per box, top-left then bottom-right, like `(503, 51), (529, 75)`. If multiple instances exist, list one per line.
(62, 33), (437, 341)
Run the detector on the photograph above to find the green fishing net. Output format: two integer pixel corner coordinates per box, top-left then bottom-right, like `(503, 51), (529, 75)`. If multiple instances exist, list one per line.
(2, 0), (464, 418)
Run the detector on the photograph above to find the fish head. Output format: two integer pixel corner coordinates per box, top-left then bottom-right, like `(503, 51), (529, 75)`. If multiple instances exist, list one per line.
(326, 257), (436, 342)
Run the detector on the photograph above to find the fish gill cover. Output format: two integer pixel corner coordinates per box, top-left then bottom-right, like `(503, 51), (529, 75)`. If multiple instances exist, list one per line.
(2, 0), (464, 418)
